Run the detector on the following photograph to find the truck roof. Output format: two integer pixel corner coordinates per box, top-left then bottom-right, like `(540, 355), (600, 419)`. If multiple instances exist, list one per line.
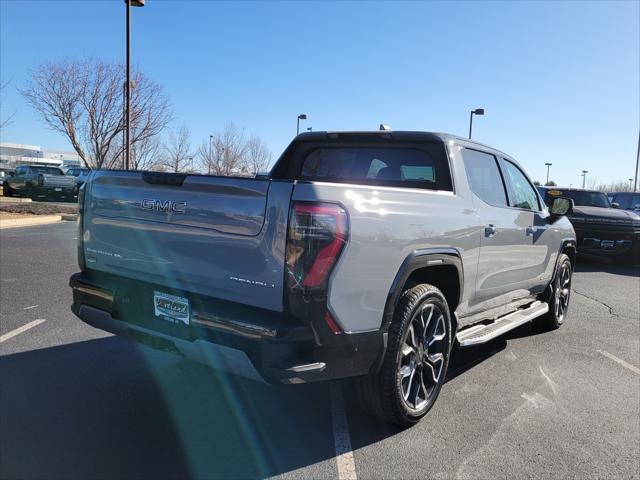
(294, 130), (514, 160)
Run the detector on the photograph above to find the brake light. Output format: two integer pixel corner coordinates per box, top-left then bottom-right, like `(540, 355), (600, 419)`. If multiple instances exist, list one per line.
(286, 202), (348, 292)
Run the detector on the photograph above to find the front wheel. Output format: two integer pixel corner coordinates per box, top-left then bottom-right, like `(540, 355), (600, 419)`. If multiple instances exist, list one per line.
(537, 253), (572, 330)
(355, 284), (452, 426)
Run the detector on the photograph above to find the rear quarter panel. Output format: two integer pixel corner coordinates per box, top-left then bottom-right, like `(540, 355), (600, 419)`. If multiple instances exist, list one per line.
(292, 146), (481, 333)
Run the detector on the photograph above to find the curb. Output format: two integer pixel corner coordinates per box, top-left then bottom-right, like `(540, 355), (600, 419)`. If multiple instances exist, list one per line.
(0, 215), (62, 229)
(0, 197), (33, 204)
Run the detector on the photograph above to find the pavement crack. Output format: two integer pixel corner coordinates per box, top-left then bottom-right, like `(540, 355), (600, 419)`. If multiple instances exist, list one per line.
(573, 289), (618, 317)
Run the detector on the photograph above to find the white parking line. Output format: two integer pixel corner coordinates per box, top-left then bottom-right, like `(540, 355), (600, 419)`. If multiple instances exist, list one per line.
(23, 305), (38, 310)
(0, 319), (46, 343)
(598, 350), (640, 375)
(330, 382), (357, 480)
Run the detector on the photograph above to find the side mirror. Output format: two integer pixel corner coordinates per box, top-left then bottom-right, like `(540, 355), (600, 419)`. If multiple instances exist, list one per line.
(611, 202), (620, 209)
(550, 196), (573, 217)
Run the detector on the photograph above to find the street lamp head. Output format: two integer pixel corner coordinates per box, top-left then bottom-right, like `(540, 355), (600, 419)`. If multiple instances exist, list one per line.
(582, 170), (588, 174)
(126, 0), (146, 6)
(298, 114), (308, 120)
(472, 108), (485, 115)
(545, 162), (552, 166)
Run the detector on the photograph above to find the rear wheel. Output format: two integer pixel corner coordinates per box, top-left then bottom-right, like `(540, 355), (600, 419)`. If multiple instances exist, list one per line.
(355, 284), (452, 426)
(3, 184), (12, 197)
(537, 253), (572, 330)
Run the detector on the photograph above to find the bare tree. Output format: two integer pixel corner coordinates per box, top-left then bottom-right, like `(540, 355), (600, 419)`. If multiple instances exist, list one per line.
(595, 179), (636, 192)
(161, 124), (194, 173)
(197, 123), (271, 177)
(246, 134), (273, 176)
(131, 135), (163, 171)
(0, 78), (16, 130)
(585, 176), (598, 190)
(21, 59), (172, 169)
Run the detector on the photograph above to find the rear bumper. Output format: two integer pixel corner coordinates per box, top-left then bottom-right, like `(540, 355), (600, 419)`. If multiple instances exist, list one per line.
(34, 186), (75, 197)
(70, 272), (383, 384)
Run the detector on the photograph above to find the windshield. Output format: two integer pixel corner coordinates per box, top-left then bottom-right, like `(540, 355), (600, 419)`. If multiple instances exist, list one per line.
(548, 190), (611, 208)
(66, 168), (88, 176)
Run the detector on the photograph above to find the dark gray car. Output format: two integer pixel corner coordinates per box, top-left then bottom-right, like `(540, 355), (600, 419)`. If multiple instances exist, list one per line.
(4, 165), (76, 200)
(70, 131), (576, 426)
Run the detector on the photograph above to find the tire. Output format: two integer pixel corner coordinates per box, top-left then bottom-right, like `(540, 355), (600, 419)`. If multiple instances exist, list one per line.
(355, 284), (452, 427)
(3, 184), (12, 197)
(537, 253), (572, 330)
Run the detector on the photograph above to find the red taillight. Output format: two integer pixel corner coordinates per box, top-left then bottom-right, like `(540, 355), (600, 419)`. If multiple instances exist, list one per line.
(286, 202), (348, 292)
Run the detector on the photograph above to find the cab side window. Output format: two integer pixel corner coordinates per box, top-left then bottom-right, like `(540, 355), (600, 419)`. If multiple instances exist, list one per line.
(461, 148), (508, 207)
(499, 158), (540, 211)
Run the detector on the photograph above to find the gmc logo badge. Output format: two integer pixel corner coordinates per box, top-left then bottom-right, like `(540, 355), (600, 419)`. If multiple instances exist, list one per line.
(141, 199), (187, 214)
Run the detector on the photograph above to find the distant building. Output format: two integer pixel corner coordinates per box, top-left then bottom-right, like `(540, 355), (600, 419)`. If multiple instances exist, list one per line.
(0, 142), (82, 171)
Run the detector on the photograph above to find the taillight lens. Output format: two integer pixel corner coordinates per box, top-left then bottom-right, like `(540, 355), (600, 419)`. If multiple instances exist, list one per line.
(286, 202), (348, 292)
(77, 183), (86, 271)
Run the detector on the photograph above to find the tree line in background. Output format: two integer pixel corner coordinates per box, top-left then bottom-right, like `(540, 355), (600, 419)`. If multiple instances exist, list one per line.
(17, 58), (272, 176)
(534, 178), (637, 192)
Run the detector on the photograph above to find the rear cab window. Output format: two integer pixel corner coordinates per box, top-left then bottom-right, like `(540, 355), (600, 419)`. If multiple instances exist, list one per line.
(295, 143), (453, 192)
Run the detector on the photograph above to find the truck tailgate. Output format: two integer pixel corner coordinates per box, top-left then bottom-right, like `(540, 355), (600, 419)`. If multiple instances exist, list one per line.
(82, 171), (293, 312)
(43, 175), (76, 188)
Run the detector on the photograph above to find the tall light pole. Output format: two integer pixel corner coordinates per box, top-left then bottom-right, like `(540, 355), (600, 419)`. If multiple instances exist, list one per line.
(629, 178), (634, 191)
(468, 108), (484, 139)
(297, 113), (307, 135)
(634, 128), (639, 192)
(545, 162), (552, 184)
(124, 0), (145, 170)
(581, 170), (588, 189)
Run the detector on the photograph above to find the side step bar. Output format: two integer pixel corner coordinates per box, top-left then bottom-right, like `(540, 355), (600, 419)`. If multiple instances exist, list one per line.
(456, 301), (549, 347)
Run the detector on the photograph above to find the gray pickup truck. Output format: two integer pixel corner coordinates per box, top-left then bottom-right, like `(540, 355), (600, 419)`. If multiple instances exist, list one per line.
(70, 131), (576, 426)
(3, 165), (76, 200)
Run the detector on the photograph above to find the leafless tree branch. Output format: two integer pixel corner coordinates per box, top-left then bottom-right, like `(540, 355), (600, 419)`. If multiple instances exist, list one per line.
(20, 58), (172, 169)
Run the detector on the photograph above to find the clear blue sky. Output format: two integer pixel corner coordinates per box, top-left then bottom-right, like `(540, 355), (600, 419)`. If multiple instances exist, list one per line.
(1, 0), (638, 186)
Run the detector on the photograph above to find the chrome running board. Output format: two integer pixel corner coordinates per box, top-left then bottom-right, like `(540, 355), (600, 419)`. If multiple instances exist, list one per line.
(456, 301), (549, 347)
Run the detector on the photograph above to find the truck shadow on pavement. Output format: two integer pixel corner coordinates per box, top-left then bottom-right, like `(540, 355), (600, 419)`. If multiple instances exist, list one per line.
(0, 332), (522, 479)
(3, 305), (581, 480)
(574, 255), (640, 277)
(0, 336), (339, 479)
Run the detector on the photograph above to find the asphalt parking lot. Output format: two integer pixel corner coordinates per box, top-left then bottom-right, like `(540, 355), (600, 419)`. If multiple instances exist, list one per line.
(1, 222), (638, 480)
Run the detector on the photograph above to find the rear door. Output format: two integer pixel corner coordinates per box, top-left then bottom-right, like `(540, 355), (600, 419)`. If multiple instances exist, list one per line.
(461, 148), (535, 311)
(83, 171), (293, 312)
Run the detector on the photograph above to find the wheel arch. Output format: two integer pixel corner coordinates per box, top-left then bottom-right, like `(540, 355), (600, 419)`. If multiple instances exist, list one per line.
(382, 248), (463, 330)
(371, 248), (463, 374)
(561, 240), (577, 270)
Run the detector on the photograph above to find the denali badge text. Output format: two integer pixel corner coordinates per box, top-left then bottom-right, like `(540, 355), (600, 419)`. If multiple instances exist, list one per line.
(141, 199), (187, 214)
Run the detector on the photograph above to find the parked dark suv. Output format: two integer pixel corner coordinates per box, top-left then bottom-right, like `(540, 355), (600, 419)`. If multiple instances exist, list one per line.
(608, 192), (640, 214)
(538, 186), (640, 265)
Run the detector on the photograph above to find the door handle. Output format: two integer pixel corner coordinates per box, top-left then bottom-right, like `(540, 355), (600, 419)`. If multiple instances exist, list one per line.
(484, 224), (496, 237)
(526, 226), (536, 236)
